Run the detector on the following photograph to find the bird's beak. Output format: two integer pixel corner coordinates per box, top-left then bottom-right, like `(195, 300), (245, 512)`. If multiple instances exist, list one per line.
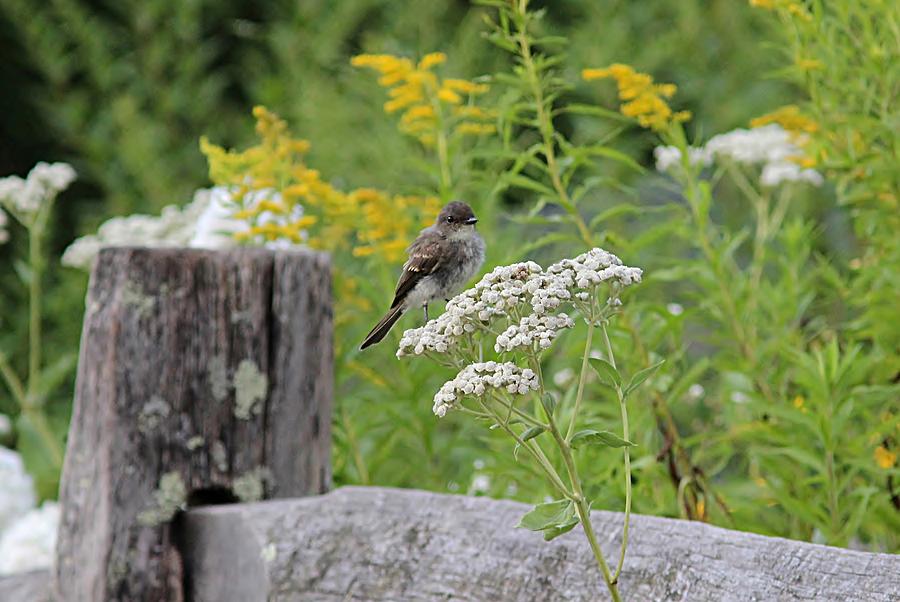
(465, 217), (478, 225)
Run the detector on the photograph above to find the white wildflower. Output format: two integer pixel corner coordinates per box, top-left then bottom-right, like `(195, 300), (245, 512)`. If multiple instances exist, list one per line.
(546, 248), (642, 295)
(495, 313), (574, 352)
(0, 209), (8, 244)
(397, 262), (543, 357)
(687, 384), (705, 400)
(705, 124), (798, 165)
(666, 303), (684, 316)
(432, 362), (539, 417)
(398, 250), (642, 358)
(553, 367), (575, 388)
(655, 125), (824, 188)
(704, 124), (823, 188)
(469, 473), (491, 494)
(0, 162), (76, 218)
(62, 186), (307, 270)
(189, 187), (248, 249)
(0, 502), (60, 575)
(653, 145), (712, 173)
(0, 446), (36, 534)
(760, 162), (824, 187)
(730, 391), (750, 404)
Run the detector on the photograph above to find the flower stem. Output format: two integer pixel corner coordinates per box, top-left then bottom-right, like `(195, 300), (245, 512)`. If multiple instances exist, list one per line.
(513, 0), (593, 248)
(566, 319), (595, 441)
(0, 352), (27, 406)
(550, 414), (621, 601)
(575, 498), (622, 602)
(601, 323), (632, 583)
(27, 221), (43, 398)
(478, 397), (571, 498)
(431, 94), (454, 200)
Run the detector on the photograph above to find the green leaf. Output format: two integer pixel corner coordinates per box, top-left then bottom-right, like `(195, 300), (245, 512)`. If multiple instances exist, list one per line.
(580, 145), (644, 173)
(561, 103), (631, 122)
(521, 425), (545, 442)
(570, 429), (636, 449)
(540, 392), (557, 417)
(589, 357), (620, 387)
(13, 260), (33, 285)
(502, 173), (556, 197)
(543, 514), (579, 540)
(33, 352), (78, 399)
(517, 499), (571, 531)
(624, 360), (666, 397)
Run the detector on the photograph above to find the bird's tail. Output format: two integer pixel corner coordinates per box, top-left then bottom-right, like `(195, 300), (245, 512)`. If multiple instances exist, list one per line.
(360, 306), (405, 350)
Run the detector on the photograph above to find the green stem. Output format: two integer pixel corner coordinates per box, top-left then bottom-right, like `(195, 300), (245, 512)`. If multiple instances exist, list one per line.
(549, 413), (621, 601)
(477, 397), (571, 498)
(431, 94), (453, 200)
(566, 319), (595, 441)
(0, 352), (28, 406)
(601, 323), (632, 582)
(575, 498), (622, 602)
(513, 2), (593, 248)
(341, 406), (370, 485)
(28, 222), (43, 398)
(21, 407), (63, 469)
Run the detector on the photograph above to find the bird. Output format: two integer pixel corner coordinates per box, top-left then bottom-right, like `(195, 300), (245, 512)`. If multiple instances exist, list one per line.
(360, 201), (485, 350)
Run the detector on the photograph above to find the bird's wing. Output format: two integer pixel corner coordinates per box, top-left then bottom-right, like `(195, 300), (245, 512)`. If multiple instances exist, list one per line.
(390, 233), (446, 309)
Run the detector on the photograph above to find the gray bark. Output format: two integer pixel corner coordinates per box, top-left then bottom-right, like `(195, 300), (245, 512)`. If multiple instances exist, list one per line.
(183, 486), (900, 602)
(54, 247), (332, 602)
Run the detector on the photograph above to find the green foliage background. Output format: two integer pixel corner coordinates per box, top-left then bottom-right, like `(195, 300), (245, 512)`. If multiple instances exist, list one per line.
(1, 0), (897, 552)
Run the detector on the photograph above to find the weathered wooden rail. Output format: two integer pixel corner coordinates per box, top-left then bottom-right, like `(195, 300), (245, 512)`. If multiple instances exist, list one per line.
(0, 247), (897, 601)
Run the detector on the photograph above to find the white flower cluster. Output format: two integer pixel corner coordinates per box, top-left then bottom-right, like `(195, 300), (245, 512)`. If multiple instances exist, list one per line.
(495, 313), (574, 352)
(397, 262), (543, 357)
(432, 361), (539, 417)
(398, 250), (642, 358)
(0, 446), (57, 576)
(61, 187), (307, 269)
(0, 501), (60, 575)
(654, 124), (824, 187)
(546, 247), (643, 292)
(0, 446), (35, 534)
(0, 162), (76, 217)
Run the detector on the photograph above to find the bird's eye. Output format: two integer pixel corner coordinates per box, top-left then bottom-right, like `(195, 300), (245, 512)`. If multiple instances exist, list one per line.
(445, 215), (454, 223)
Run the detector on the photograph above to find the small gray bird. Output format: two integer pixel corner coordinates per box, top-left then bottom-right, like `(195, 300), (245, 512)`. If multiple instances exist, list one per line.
(360, 201), (485, 350)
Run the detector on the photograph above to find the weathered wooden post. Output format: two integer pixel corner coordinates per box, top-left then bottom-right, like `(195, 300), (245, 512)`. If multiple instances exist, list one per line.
(54, 247), (332, 601)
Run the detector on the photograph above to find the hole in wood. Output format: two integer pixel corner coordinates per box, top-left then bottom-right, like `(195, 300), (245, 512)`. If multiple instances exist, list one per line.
(187, 486), (239, 507)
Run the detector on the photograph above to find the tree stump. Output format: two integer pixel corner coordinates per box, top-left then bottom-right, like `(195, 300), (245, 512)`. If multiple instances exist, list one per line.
(54, 247), (332, 602)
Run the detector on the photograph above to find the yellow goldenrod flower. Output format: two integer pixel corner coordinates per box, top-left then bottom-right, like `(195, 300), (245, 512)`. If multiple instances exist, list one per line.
(442, 79), (489, 95)
(418, 52), (447, 70)
(874, 445), (897, 469)
(582, 63), (690, 132)
(750, 105), (818, 134)
(437, 88), (462, 104)
(749, 0), (776, 8)
(796, 58), (824, 70)
(352, 51), (493, 145)
(401, 105), (436, 123)
(455, 122), (497, 136)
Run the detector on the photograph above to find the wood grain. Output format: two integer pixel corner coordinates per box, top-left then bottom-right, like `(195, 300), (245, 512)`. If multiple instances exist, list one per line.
(183, 486), (900, 602)
(54, 247), (332, 601)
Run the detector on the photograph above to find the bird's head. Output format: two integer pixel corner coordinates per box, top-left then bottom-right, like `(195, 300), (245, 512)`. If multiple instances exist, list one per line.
(435, 201), (478, 237)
